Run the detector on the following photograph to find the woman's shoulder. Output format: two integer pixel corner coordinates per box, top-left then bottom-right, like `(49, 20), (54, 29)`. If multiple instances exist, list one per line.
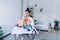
(29, 17), (34, 20)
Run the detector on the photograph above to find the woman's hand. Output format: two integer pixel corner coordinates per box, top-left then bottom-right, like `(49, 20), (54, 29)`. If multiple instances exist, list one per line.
(18, 18), (24, 26)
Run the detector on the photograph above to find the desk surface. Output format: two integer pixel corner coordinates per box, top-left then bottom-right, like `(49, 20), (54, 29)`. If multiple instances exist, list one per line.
(11, 27), (33, 34)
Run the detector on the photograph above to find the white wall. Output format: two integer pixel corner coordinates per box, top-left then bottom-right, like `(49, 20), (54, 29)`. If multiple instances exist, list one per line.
(0, 0), (21, 26)
(28, 0), (53, 24)
(22, 0), (28, 16)
(0, 0), (21, 40)
(53, 0), (60, 21)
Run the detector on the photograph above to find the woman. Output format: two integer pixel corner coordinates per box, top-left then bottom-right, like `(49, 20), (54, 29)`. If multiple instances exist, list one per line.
(18, 8), (35, 30)
(18, 8), (38, 40)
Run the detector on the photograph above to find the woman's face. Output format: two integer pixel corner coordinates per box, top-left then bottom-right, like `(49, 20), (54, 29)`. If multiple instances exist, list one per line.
(25, 11), (30, 17)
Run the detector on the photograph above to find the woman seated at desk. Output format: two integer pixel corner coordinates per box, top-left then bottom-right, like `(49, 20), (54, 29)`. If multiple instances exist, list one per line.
(18, 8), (38, 40)
(18, 9), (34, 29)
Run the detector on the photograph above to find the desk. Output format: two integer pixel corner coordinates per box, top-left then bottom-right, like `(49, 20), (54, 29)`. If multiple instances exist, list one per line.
(11, 27), (35, 40)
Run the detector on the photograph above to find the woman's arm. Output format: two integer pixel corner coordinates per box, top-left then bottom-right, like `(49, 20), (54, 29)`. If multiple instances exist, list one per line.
(30, 17), (39, 33)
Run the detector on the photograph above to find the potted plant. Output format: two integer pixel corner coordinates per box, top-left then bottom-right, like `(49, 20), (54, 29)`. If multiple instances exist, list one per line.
(54, 20), (59, 31)
(0, 26), (3, 37)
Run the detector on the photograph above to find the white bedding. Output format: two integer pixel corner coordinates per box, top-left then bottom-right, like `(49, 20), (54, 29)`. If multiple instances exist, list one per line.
(35, 24), (49, 30)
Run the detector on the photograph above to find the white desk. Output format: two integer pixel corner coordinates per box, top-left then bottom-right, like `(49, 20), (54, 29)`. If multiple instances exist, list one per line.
(11, 27), (35, 40)
(11, 27), (33, 34)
